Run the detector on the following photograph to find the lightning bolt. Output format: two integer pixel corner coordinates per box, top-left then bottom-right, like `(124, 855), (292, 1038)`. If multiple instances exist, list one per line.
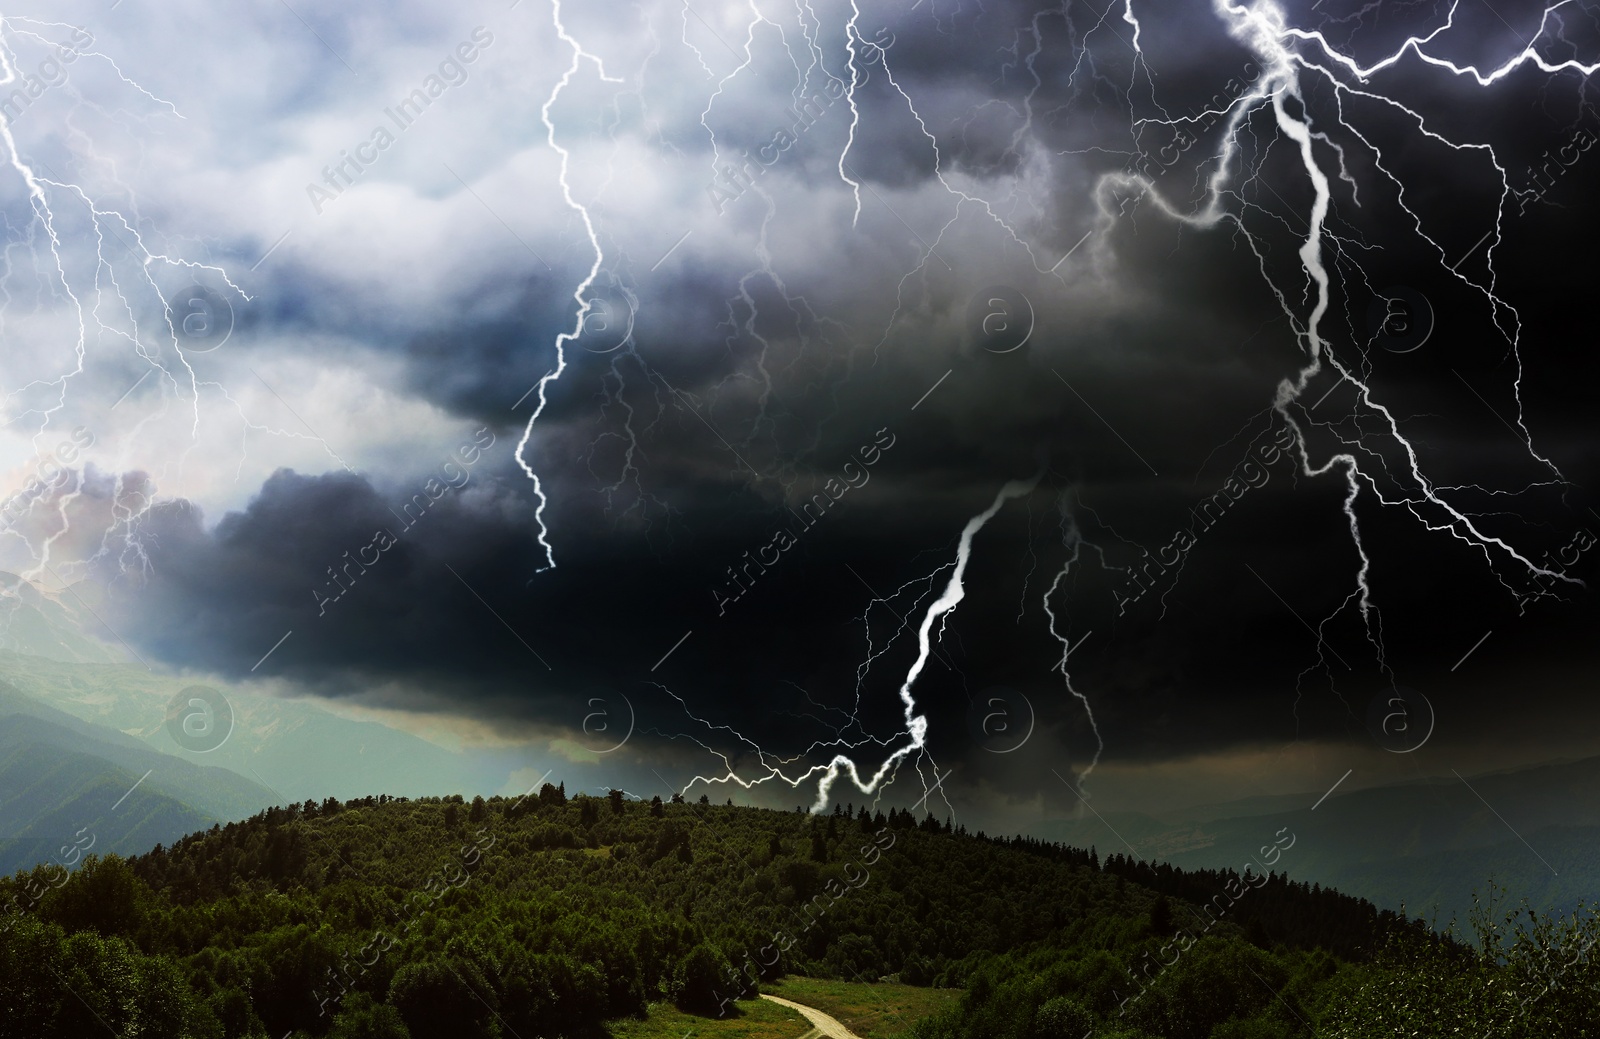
(0, 17), (356, 634)
(671, 471), (1041, 815)
(514, 0), (624, 574)
(1040, 489), (1110, 793)
(1063, 0), (1587, 714)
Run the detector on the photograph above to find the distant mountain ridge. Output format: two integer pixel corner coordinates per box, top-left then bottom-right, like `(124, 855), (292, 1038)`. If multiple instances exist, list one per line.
(0, 678), (277, 876)
(0, 571), (518, 804)
(1029, 755), (1600, 925)
(0, 572), (119, 666)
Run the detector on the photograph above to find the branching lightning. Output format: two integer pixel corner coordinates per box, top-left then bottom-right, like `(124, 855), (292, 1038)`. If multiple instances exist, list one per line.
(10, 0), (1580, 815)
(675, 473), (1041, 814)
(1066, 0), (1589, 721)
(0, 15), (355, 634)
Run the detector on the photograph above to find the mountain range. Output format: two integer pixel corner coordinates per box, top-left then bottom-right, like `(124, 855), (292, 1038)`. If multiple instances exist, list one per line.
(0, 572), (519, 806)
(1033, 756), (1600, 926)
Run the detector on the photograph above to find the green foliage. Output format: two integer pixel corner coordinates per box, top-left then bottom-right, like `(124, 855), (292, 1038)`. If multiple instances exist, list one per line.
(327, 993), (411, 1039)
(0, 794), (1548, 1039)
(208, 986), (268, 1039)
(1147, 893), (1173, 938)
(389, 960), (496, 1039)
(673, 943), (734, 1014)
(39, 852), (150, 937)
(1121, 937), (1288, 1039)
(1030, 994), (1093, 1038)
(1315, 885), (1600, 1039)
(0, 915), (215, 1038)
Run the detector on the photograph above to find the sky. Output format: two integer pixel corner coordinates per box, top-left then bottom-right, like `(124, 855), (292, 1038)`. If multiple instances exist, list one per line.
(0, 0), (1596, 834)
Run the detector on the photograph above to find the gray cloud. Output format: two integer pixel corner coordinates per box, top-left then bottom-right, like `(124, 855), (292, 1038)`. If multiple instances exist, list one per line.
(0, 0), (1595, 818)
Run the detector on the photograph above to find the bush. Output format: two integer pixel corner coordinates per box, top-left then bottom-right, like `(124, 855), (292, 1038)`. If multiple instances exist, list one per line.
(673, 943), (733, 1015)
(389, 959), (496, 1039)
(1031, 995), (1093, 1038)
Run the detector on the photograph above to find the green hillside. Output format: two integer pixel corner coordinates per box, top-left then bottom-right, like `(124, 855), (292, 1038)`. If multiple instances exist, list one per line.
(0, 681), (277, 877)
(0, 734), (214, 874)
(4, 788), (1590, 1038)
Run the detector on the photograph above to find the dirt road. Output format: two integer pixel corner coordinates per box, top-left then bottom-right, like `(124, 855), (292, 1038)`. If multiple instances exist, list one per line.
(760, 993), (867, 1039)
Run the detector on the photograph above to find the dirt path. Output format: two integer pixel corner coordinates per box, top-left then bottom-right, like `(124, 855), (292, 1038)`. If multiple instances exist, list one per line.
(760, 993), (867, 1039)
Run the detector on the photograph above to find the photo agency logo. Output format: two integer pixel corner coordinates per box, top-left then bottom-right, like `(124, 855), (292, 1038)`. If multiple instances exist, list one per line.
(0, 26), (94, 126)
(1110, 826), (1295, 1028)
(574, 273), (637, 355)
(1517, 524), (1595, 613)
(165, 685), (234, 753)
(713, 826), (897, 1015)
(1, 848), (75, 935)
(307, 27), (495, 215)
(314, 826), (498, 1020)
(1111, 420), (1297, 615)
(166, 284), (235, 354)
(1365, 285), (1433, 354)
(578, 692), (635, 754)
(1472, 896), (1600, 1037)
(968, 686), (1036, 754)
(1108, 60), (1265, 217)
(1514, 125), (1596, 215)
(1365, 685), (1435, 754)
(967, 286), (1035, 355)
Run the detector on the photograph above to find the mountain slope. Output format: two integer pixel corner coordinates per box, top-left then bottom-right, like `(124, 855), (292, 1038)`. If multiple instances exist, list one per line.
(0, 572), (514, 804)
(1032, 757), (1600, 924)
(0, 680), (276, 875)
(0, 649), (514, 804)
(0, 573), (120, 665)
(0, 736), (214, 876)
(0, 680), (273, 821)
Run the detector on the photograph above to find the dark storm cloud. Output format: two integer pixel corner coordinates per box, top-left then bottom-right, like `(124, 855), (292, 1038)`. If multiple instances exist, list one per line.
(82, 0), (1600, 810)
(102, 212), (1599, 780)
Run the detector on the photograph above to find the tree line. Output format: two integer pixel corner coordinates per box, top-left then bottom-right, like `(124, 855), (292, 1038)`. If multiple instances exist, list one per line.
(2, 788), (1587, 1038)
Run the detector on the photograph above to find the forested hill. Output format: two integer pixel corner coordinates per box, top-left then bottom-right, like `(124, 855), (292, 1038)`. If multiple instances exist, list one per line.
(135, 790), (1412, 960)
(2, 787), (1581, 1039)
